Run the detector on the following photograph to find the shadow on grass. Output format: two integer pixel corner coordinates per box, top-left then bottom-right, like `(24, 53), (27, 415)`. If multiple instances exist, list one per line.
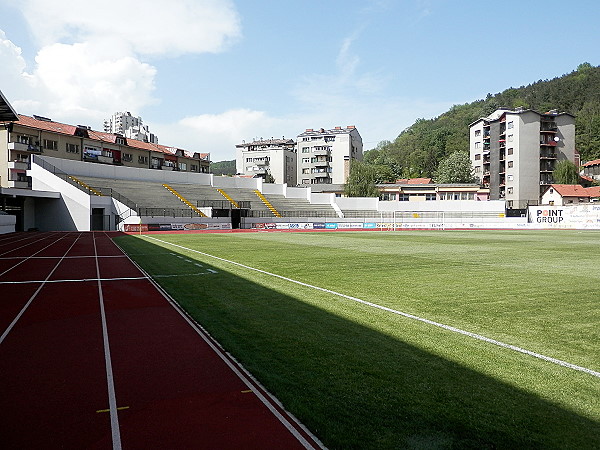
(116, 234), (599, 450)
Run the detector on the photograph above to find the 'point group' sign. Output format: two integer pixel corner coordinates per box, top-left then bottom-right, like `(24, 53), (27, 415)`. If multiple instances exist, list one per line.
(535, 208), (564, 223)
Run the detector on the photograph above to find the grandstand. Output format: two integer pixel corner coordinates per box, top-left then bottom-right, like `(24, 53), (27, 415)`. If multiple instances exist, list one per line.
(12, 154), (524, 232)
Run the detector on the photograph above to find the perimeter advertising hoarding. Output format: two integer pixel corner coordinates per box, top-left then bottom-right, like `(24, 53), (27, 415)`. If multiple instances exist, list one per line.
(528, 205), (600, 228)
(124, 223), (232, 232)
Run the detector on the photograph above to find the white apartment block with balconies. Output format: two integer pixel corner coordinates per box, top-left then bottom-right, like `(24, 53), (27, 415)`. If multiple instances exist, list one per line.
(470, 108), (575, 209)
(235, 138), (297, 185)
(296, 126), (363, 186)
(104, 111), (158, 144)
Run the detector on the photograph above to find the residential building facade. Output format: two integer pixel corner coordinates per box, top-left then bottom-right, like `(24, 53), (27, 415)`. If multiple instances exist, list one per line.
(104, 111), (158, 144)
(582, 158), (600, 181)
(378, 178), (489, 202)
(235, 138), (297, 185)
(470, 108), (576, 209)
(541, 184), (600, 206)
(1, 114), (210, 190)
(297, 126), (363, 186)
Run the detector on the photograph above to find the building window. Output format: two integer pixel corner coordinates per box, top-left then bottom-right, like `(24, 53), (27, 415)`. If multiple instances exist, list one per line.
(508, 148), (513, 155)
(508, 134), (513, 142)
(179, 162), (187, 171)
(43, 139), (58, 150)
(399, 194), (409, 201)
(138, 155), (148, 164)
(66, 143), (79, 153)
(475, 154), (481, 160)
(425, 193), (436, 201)
(302, 179), (310, 184)
(507, 121), (514, 129)
(191, 164), (198, 172)
(122, 153), (132, 162)
(302, 158), (310, 163)
(380, 192), (397, 201)
(474, 142), (481, 149)
(302, 168), (310, 174)
(17, 135), (33, 144)
(474, 129), (481, 137)
(302, 147), (310, 153)
(507, 187), (513, 194)
(116, 137), (126, 145)
(508, 161), (514, 168)
(475, 166), (481, 173)
(507, 175), (514, 181)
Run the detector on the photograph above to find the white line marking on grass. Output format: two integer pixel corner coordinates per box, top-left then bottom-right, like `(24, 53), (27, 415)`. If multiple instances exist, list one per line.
(145, 236), (600, 379)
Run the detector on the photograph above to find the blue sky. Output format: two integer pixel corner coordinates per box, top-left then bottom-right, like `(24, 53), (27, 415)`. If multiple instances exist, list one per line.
(1, 0), (599, 161)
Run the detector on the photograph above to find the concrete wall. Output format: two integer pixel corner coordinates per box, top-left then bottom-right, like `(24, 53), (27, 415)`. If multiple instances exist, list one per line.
(0, 213), (16, 234)
(29, 161), (91, 231)
(38, 155), (214, 185)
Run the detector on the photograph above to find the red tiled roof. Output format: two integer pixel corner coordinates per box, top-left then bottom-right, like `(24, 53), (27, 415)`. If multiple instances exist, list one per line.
(15, 114), (78, 136)
(395, 177), (433, 185)
(550, 184), (600, 198)
(582, 159), (600, 167)
(10, 114), (208, 161)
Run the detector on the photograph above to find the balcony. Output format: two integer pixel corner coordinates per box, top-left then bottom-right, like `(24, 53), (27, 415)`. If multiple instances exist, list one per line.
(311, 148), (330, 156)
(8, 161), (29, 170)
(8, 142), (42, 153)
(8, 180), (31, 189)
(540, 152), (557, 159)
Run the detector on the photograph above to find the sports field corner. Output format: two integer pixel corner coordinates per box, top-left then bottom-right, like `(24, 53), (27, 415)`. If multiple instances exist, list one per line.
(111, 228), (600, 449)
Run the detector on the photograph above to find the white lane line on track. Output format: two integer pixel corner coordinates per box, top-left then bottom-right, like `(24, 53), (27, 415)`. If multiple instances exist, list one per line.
(0, 255), (128, 260)
(145, 235), (600, 379)
(112, 239), (323, 450)
(0, 232), (64, 257)
(0, 272), (217, 284)
(0, 233), (73, 276)
(0, 233), (82, 345)
(93, 233), (122, 450)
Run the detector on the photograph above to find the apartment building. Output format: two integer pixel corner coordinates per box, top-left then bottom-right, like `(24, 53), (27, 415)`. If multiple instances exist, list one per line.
(297, 126), (363, 186)
(1, 114), (210, 190)
(235, 138), (297, 185)
(104, 111), (158, 144)
(470, 108), (575, 209)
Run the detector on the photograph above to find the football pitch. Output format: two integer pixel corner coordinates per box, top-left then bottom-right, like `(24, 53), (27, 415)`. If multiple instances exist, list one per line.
(115, 230), (600, 449)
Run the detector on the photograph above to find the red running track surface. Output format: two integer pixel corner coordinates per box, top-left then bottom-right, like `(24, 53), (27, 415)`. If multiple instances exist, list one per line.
(0, 232), (322, 449)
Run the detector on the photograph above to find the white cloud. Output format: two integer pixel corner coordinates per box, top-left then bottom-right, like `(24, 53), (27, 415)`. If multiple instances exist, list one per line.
(17, 0), (241, 56)
(0, 0), (241, 124)
(31, 42), (157, 122)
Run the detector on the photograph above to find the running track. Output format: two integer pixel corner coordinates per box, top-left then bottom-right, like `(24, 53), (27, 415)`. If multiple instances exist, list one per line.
(0, 231), (322, 449)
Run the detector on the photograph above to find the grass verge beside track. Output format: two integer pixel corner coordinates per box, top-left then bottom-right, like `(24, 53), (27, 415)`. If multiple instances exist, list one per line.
(115, 230), (600, 449)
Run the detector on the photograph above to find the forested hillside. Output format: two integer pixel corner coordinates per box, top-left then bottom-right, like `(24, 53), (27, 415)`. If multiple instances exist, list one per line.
(365, 63), (600, 179)
(210, 159), (236, 176)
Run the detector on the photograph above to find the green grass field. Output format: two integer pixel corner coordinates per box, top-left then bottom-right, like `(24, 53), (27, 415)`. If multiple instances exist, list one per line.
(115, 230), (600, 449)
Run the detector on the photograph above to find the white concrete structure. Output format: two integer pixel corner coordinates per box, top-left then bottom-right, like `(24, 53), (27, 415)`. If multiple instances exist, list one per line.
(470, 108), (576, 209)
(104, 111), (158, 144)
(235, 138), (297, 185)
(297, 126), (363, 186)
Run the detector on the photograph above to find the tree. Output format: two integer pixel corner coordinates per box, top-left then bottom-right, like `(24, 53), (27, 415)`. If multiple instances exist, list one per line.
(344, 161), (381, 197)
(553, 160), (580, 184)
(433, 151), (476, 184)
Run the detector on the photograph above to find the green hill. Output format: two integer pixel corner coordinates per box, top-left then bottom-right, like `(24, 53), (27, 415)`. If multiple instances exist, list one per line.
(210, 159), (236, 176)
(365, 63), (600, 179)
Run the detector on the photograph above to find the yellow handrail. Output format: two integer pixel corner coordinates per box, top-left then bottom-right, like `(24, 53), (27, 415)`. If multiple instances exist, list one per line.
(253, 190), (282, 217)
(163, 184), (207, 217)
